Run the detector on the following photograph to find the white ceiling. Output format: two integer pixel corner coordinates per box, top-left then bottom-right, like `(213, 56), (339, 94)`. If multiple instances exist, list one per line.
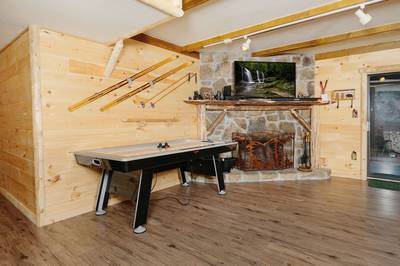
(198, 0), (400, 54)
(0, 0), (168, 49)
(146, 0), (338, 46)
(146, 0), (400, 55)
(1, 0), (400, 55)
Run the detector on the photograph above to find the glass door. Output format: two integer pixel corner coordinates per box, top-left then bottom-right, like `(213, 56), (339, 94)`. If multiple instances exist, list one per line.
(368, 72), (400, 180)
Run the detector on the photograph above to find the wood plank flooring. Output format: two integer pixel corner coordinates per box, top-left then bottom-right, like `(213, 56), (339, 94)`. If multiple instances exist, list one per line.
(1, 177), (400, 265)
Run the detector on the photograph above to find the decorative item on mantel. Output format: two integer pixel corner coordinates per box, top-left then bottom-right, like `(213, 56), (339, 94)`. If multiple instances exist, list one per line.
(320, 80), (329, 102)
(200, 87), (213, 100)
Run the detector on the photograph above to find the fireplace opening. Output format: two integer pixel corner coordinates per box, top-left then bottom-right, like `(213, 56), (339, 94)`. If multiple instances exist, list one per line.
(232, 131), (295, 171)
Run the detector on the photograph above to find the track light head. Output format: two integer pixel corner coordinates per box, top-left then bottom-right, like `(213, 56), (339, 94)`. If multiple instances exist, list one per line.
(223, 38), (233, 44)
(241, 36), (251, 51)
(355, 5), (372, 25)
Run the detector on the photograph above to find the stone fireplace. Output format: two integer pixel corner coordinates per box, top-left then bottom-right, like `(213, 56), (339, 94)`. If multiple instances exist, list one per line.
(200, 51), (315, 166)
(187, 51), (331, 183)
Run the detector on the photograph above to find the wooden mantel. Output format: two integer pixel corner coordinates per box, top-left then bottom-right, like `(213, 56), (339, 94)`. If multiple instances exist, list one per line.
(186, 99), (330, 138)
(184, 99), (329, 111)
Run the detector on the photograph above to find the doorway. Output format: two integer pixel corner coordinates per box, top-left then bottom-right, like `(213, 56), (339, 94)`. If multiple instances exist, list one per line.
(367, 72), (400, 188)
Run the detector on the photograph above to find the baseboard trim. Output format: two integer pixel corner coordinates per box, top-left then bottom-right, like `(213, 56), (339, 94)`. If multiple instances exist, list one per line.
(0, 187), (37, 225)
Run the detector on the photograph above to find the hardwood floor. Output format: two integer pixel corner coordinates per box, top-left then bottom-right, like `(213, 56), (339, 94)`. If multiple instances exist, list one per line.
(1, 177), (400, 265)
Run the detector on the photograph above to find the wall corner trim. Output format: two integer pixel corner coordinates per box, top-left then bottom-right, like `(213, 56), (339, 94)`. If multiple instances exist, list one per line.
(29, 25), (45, 226)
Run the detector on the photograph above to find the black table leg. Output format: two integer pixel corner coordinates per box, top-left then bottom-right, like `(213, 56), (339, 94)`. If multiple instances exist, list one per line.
(212, 155), (226, 195)
(95, 169), (113, 215)
(179, 166), (189, 187)
(132, 169), (153, 234)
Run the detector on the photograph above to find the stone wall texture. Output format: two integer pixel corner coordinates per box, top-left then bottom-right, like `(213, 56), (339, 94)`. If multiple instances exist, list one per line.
(200, 51), (315, 167)
(206, 110), (310, 167)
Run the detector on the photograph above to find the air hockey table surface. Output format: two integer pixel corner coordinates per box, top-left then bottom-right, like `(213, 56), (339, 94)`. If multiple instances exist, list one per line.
(75, 138), (236, 162)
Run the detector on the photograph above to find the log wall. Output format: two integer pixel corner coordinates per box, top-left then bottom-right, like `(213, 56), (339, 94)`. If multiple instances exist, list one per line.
(315, 47), (400, 179)
(0, 30), (36, 222)
(37, 29), (199, 225)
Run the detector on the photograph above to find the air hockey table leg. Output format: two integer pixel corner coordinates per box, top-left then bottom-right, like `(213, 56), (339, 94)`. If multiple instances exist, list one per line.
(132, 169), (153, 234)
(179, 166), (189, 187)
(95, 169), (113, 216)
(212, 155), (226, 195)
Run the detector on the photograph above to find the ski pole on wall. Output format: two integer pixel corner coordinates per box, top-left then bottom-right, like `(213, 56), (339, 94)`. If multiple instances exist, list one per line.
(151, 73), (197, 106)
(100, 61), (194, 112)
(141, 72), (197, 107)
(67, 55), (179, 112)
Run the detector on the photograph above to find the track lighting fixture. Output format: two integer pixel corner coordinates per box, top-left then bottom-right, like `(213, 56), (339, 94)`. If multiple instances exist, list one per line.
(223, 38), (233, 44)
(355, 4), (372, 25)
(241, 36), (251, 51)
(203, 0), (384, 49)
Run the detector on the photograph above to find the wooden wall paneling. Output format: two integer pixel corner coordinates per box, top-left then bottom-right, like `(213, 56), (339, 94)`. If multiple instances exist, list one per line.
(0, 29), (36, 222)
(38, 29), (199, 225)
(315, 48), (400, 179)
(315, 40), (400, 60)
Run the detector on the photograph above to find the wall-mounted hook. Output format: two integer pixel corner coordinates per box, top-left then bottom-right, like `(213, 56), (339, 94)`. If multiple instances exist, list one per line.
(127, 77), (133, 88)
(352, 109), (358, 118)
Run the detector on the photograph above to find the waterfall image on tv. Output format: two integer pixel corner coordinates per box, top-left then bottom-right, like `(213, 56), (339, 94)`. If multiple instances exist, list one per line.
(234, 61), (296, 98)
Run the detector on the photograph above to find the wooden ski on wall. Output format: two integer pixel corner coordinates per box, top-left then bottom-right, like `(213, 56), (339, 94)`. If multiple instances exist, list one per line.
(100, 61), (194, 111)
(68, 55), (179, 111)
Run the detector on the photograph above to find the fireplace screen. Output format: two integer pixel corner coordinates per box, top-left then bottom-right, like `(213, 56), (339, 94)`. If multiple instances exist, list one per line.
(232, 131), (295, 171)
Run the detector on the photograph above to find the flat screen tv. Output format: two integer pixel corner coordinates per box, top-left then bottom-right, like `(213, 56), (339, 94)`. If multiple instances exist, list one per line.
(234, 61), (296, 98)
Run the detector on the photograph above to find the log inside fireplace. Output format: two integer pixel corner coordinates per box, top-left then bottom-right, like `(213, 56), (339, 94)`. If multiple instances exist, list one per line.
(232, 131), (295, 171)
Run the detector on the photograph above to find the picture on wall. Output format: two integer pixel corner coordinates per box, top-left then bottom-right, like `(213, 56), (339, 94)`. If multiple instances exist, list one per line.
(234, 61), (296, 98)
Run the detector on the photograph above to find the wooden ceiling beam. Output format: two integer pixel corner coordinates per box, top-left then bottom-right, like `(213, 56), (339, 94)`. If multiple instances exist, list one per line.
(181, 0), (381, 52)
(183, 0), (210, 11)
(315, 40), (400, 60)
(132, 34), (199, 59)
(110, 0), (211, 45)
(252, 22), (400, 57)
(130, 0), (210, 58)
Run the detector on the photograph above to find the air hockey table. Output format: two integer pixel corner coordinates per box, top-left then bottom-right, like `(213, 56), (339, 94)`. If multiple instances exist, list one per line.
(74, 139), (237, 234)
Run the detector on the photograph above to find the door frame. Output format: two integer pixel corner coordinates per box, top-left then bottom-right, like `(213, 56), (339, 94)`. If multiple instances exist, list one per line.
(360, 64), (400, 180)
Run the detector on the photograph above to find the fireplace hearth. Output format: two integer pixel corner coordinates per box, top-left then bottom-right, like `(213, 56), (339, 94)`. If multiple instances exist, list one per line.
(232, 131), (295, 171)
